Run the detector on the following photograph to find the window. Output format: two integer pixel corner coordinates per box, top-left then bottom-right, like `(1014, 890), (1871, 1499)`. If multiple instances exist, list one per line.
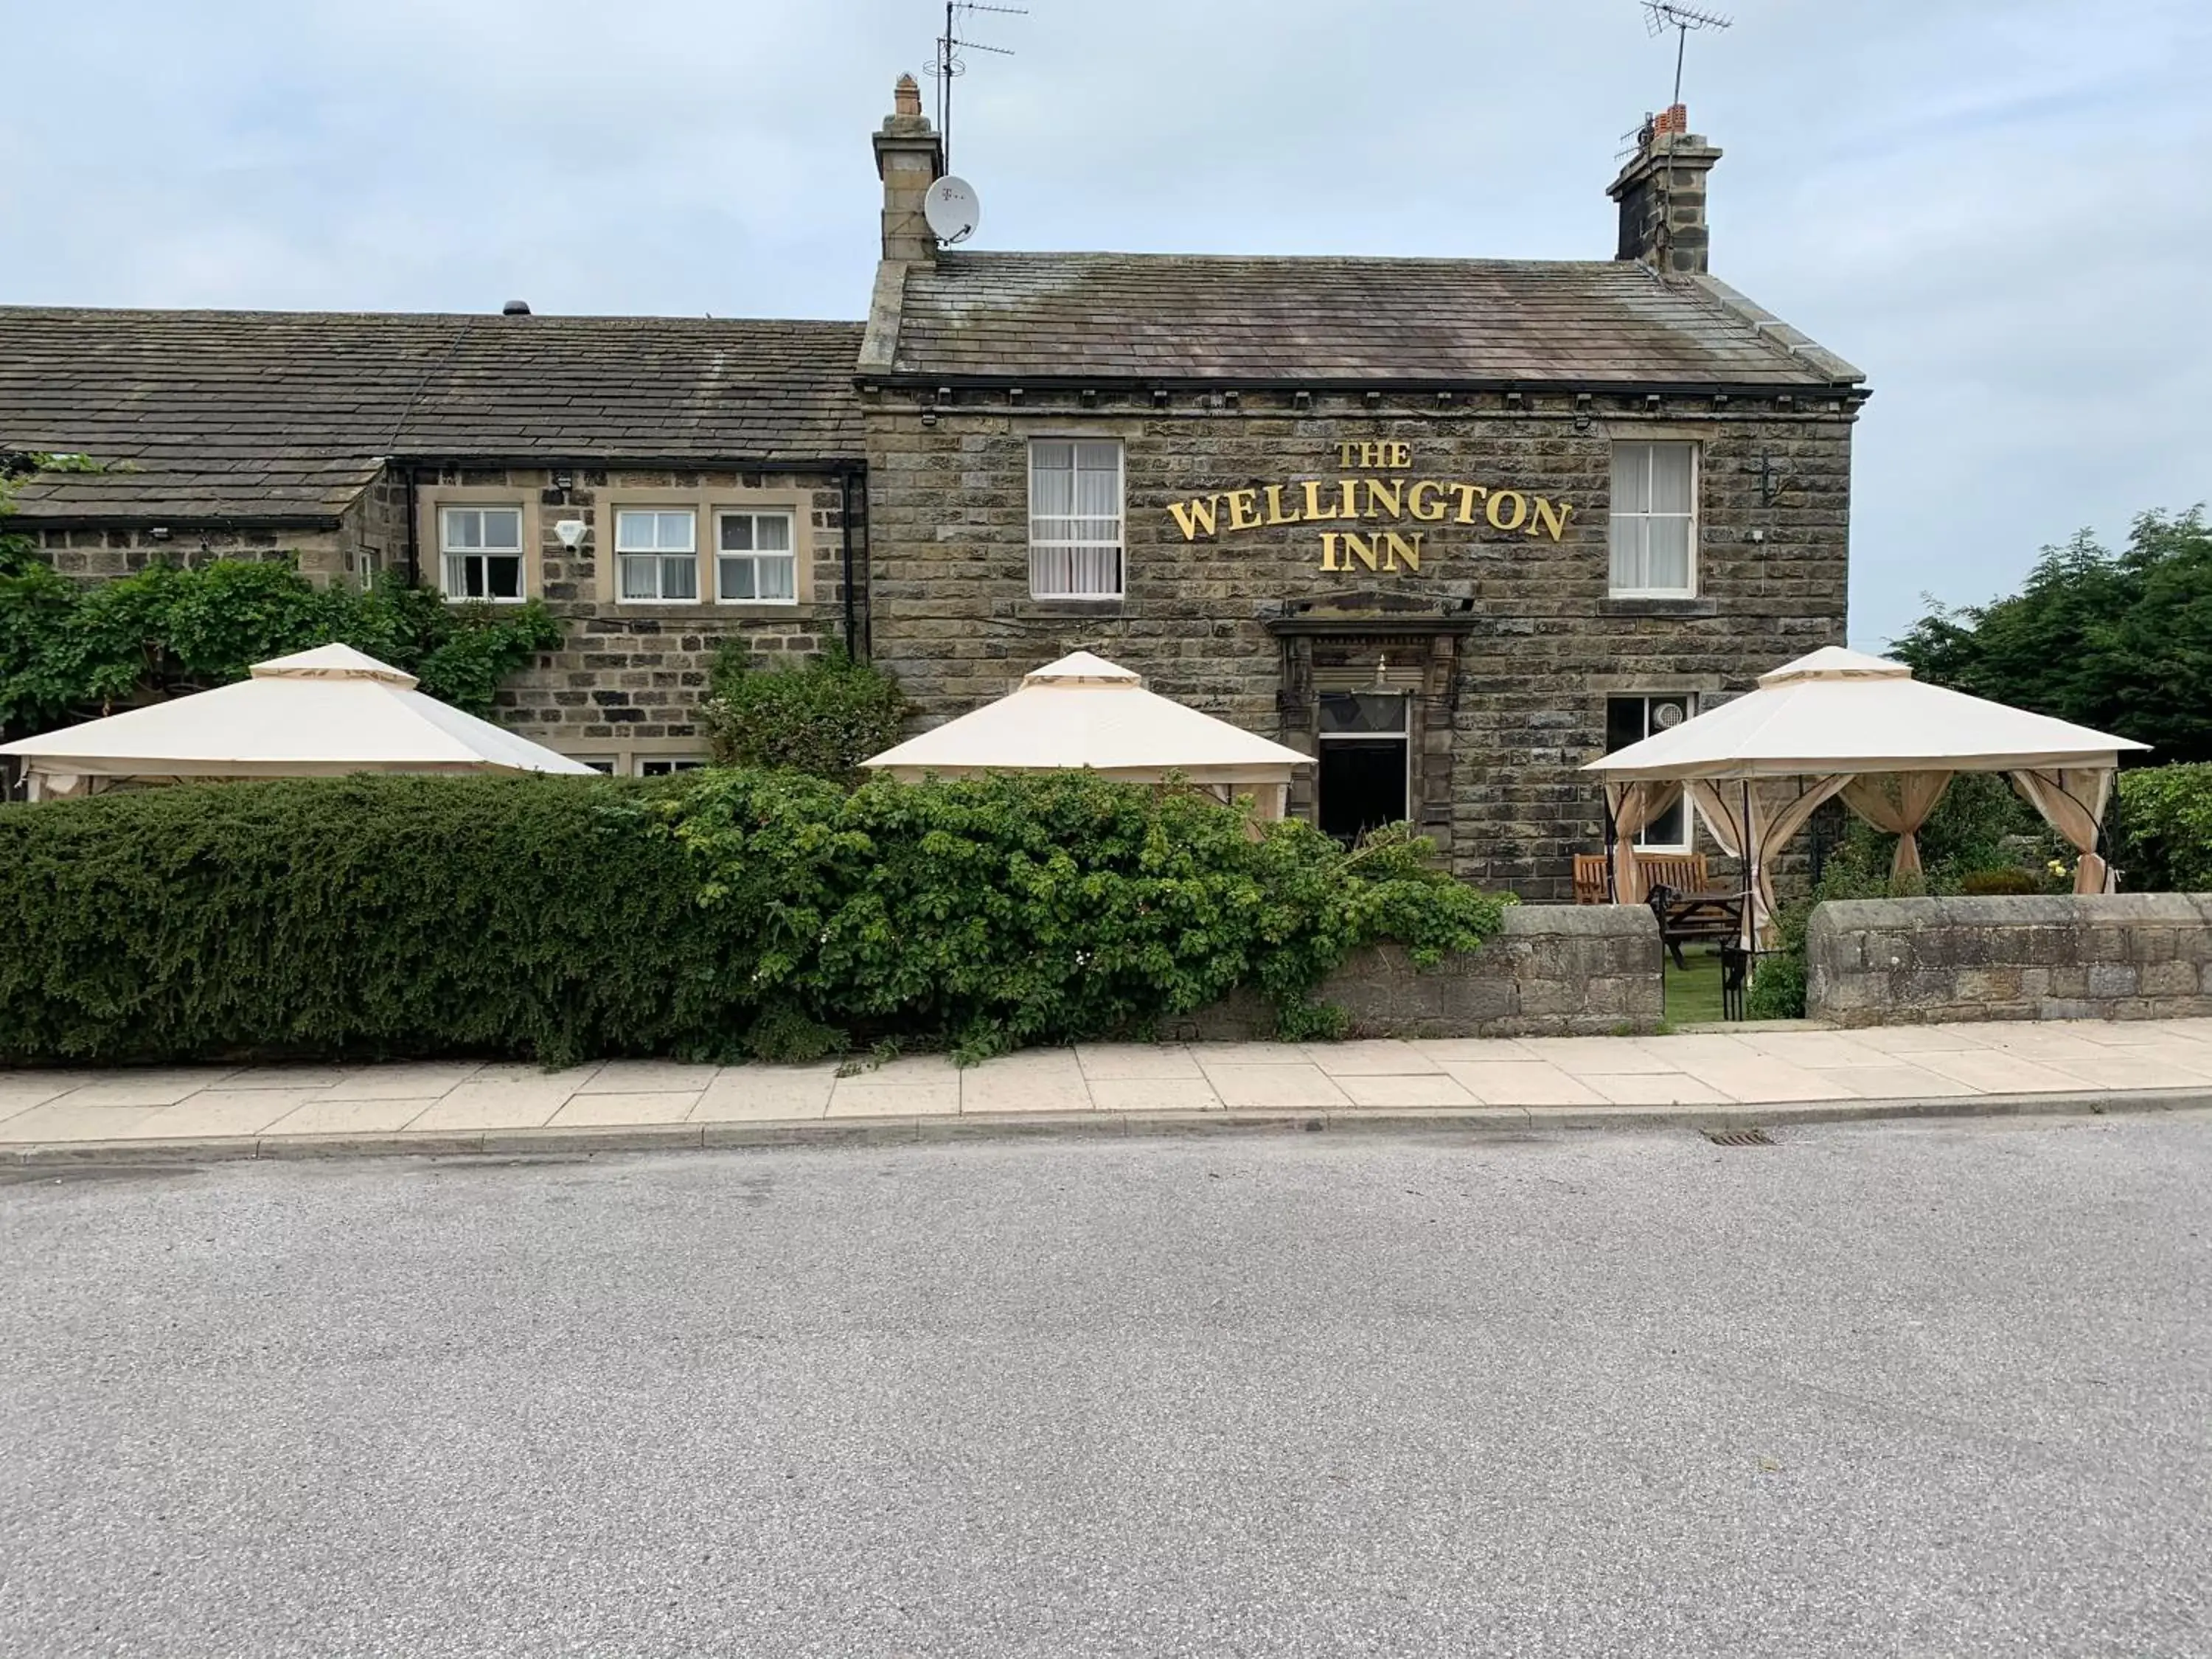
(1028, 439), (1124, 598)
(1316, 691), (1410, 845)
(636, 757), (708, 776)
(574, 757), (618, 775)
(716, 510), (796, 604)
(616, 509), (698, 602)
(439, 507), (525, 602)
(1606, 695), (1696, 850)
(1610, 442), (1697, 596)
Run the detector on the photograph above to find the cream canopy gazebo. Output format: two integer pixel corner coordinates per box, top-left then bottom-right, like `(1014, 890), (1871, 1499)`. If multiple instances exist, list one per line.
(0, 643), (595, 800)
(1582, 646), (2149, 935)
(862, 650), (1309, 816)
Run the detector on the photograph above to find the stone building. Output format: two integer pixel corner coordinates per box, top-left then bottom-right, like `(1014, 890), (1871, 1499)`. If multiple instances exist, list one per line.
(0, 78), (1865, 894)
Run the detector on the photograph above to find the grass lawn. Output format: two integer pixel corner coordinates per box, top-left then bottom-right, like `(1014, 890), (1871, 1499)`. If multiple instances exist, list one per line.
(1662, 946), (1730, 1024)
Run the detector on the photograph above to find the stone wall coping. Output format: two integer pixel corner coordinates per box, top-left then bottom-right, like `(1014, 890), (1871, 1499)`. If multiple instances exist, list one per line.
(1815, 894), (2212, 931)
(1499, 903), (1660, 940)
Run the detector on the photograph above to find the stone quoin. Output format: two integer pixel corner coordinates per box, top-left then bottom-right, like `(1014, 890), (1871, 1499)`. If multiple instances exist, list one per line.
(0, 72), (1865, 897)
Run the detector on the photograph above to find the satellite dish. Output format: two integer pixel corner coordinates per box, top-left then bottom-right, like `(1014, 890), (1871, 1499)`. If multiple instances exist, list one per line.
(924, 175), (981, 246)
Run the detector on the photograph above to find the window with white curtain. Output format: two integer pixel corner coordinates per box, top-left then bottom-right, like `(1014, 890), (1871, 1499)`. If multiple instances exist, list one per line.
(616, 509), (699, 602)
(1609, 442), (1697, 597)
(715, 510), (796, 604)
(439, 507), (525, 602)
(1028, 439), (1124, 599)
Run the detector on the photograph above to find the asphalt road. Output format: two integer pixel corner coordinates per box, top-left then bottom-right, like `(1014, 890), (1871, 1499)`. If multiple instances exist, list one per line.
(3, 1116), (2208, 1658)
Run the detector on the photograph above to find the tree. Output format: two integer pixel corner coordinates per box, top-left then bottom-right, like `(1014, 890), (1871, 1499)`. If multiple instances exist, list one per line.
(0, 458), (563, 739)
(1891, 507), (2212, 763)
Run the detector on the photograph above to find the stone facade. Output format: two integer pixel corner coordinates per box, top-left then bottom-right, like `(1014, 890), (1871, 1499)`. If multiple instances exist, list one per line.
(861, 397), (1853, 897)
(1184, 905), (1663, 1040)
(408, 464), (861, 765)
(1807, 894), (2212, 1026)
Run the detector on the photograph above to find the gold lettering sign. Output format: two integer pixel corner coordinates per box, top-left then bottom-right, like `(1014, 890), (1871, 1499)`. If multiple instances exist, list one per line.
(1167, 446), (1573, 574)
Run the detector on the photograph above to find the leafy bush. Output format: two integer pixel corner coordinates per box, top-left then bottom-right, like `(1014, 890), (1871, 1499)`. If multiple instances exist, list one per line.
(701, 643), (913, 780)
(2115, 763), (2212, 892)
(1958, 866), (2042, 896)
(0, 771), (1509, 1068)
(0, 521), (562, 739)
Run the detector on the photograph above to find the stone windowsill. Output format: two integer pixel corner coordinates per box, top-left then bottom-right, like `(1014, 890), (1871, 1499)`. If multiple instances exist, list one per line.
(1014, 598), (1125, 620)
(1601, 597), (1719, 618)
(598, 602), (820, 624)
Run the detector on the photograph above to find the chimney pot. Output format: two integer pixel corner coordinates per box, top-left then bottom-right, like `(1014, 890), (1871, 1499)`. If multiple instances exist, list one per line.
(894, 74), (922, 117)
(501, 299), (531, 316)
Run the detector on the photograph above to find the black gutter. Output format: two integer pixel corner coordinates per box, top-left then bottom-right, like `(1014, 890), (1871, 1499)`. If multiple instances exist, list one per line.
(868, 374), (1868, 400)
(388, 452), (864, 473)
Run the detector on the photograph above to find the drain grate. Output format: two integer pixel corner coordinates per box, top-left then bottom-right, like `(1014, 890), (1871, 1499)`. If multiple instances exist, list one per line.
(1703, 1127), (1775, 1147)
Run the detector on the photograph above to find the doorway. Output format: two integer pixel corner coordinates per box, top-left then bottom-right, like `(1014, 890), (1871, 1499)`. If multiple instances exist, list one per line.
(1317, 691), (1408, 844)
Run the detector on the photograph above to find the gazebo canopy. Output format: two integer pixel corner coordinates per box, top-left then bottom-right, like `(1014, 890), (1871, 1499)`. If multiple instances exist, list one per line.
(863, 650), (1308, 815)
(1585, 647), (2146, 781)
(1580, 646), (2149, 918)
(0, 642), (594, 799)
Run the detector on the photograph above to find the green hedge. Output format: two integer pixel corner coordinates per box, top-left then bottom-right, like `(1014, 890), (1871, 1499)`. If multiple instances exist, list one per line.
(2115, 763), (2212, 892)
(0, 771), (1506, 1066)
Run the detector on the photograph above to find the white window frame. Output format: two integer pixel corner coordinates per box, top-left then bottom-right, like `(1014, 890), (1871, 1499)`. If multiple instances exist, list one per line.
(1608, 694), (1699, 852)
(1608, 441), (1699, 599)
(714, 509), (799, 606)
(615, 508), (700, 605)
(1027, 439), (1125, 599)
(438, 504), (527, 604)
(636, 757), (709, 777)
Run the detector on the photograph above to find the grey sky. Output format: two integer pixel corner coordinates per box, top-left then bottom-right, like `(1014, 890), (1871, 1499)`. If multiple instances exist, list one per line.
(5, 0), (2205, 649)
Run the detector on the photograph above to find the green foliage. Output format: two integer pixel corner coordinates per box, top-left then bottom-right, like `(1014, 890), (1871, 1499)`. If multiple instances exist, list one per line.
(0, 771), (1509, 1068)
(0, 463), (561, 738)
(2114, 763), (2212, 893)
(1891, 507), (2212, 762)
(702, 642), (914, 780)
(1958, 866), (2042, 896)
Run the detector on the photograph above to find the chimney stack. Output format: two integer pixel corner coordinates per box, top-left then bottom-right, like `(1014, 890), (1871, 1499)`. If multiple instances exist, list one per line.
(1607, 106), (1722, 276)
(872, 73), (944, 265)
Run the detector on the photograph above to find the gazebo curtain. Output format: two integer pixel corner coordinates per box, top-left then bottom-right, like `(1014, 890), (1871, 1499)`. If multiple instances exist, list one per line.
(1604, 779), (1683, 903)
(1840, 771), (1954, 880)
(1683, 775), (1852, 942)
(2010, 767), (2116, 894)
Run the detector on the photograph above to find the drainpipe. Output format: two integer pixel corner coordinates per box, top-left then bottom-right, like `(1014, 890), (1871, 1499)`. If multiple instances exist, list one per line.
(403, 467), (420, 586)
(839, 467), (858, 658)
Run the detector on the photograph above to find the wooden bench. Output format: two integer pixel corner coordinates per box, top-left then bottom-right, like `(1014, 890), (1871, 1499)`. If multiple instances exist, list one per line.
(1572, 851), (1711, 905)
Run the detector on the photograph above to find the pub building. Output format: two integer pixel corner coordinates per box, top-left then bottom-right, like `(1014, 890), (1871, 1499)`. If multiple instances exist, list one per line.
(0, 76), (1865, 900)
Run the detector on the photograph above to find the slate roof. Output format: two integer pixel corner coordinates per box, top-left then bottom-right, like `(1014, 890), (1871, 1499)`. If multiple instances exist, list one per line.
(884, 253), (1862, 390)
(0, 307), (866, 524)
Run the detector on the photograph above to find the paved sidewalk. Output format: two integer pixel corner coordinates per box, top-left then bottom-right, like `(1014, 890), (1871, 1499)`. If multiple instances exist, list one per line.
(7, 1018), (2212, 1161)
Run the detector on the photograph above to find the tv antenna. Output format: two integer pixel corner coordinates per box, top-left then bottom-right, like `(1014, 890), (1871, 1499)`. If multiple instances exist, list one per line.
(924, 1), (1026, 174)
(1642, 1), (1731, 108)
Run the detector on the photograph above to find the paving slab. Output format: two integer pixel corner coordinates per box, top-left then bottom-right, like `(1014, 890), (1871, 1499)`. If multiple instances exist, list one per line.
(1734, 1031), (1895, 1068)
(1512, 1037), (1682, 1074)
(0, 1079), (89, 1123)
(407, 1081), (577, 1132)
(1668, 1056), (1857, 1105)
(59, 1070), (241, 1109)
(215, 1066), (355, 1091)
(1190, 1042), (1306, 1067)
(1083, 1077), (1222, 1113)
(2034, 1051), (2212, 1091)
(692, 1066), (837, 1122)
(1847, 1024), (2000, 1055)
(262, 1097), (442, 1136)
(115, 1089), (327, 1140)
(1298, 1040), (1445, 1077)
(961, 1051), (1090, 1114)
(546, 1091), (706, 1127)
(1798, 1063), (1982, 1100)
(571, 1061), (723, 1095)
(1334, 1073), (1482, 1108)
(1580, 1071), (1733, 1107)
(1075, 1044), (1206, 1081)
(1202, 1065), (1352, 1110)
(0, 1103), (170, 1143)
(321, 1063), (482, 1102)
(826, 1080), (961, 1118)
(1903, 1048), (2090, 1095)
(1436, 1061), (1607, 1107)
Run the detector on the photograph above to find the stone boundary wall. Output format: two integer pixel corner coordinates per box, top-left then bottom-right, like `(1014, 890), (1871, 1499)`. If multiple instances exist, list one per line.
(1178, 905), (1663, 1041)
(1807, 894), (2212, 1027)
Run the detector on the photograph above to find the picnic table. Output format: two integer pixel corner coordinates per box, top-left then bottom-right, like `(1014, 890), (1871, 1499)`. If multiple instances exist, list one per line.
(1645, 884), (1746, 970)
